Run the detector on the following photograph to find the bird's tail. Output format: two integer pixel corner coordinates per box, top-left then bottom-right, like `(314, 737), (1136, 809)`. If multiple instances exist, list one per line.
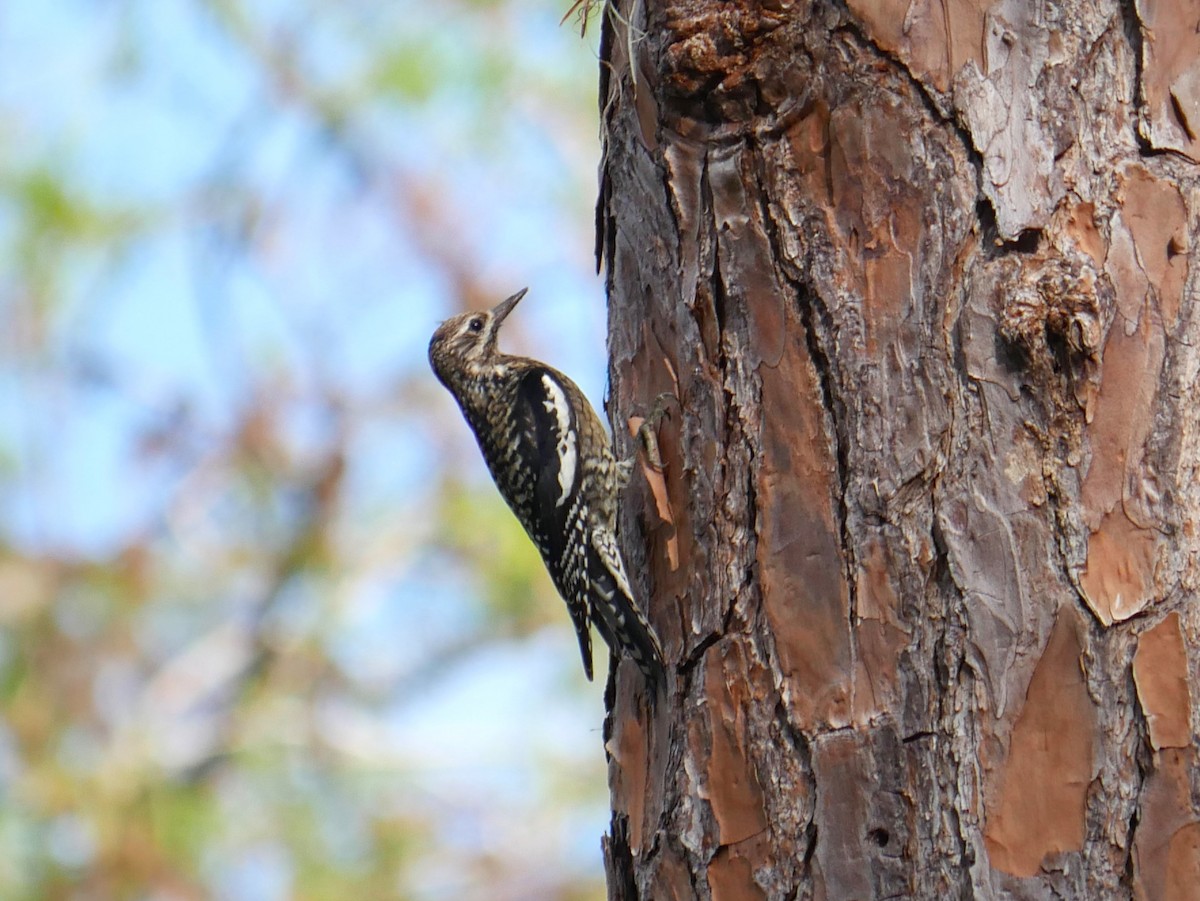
(588, 561), (666, 694)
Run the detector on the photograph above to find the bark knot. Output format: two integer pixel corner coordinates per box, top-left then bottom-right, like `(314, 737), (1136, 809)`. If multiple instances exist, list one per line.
(998, 256), (1104, 379)
(660, 1), (788, 125)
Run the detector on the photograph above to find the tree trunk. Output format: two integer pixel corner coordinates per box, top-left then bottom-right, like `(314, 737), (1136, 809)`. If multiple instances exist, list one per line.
(596, 0), (1200, 898)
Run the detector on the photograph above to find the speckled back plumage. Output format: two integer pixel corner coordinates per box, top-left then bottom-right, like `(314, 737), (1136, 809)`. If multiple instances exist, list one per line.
(429, 289), (665, 689)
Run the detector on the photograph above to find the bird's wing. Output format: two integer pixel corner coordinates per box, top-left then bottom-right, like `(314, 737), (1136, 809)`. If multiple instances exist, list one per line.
(512, 367), (592, 678)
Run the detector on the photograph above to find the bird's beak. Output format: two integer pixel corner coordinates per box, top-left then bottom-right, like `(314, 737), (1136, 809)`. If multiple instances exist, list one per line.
(491, 288), (528, 327)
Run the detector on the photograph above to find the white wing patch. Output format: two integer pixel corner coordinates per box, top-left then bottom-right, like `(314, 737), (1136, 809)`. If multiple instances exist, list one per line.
(541, 373), (577, 508)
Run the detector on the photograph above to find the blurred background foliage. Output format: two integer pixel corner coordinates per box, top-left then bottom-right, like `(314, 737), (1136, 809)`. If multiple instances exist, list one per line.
(0, 0), (614, 898)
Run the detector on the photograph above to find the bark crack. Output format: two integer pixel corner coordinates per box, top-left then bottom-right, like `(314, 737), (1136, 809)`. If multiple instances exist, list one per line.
(604, 813), (641, 901)
(835, 3), (1070, 268)
(687, 143), (753, 675)
(745, 136), (862, 715)
(677, 591), (739, 678)
(928, 496), (982, 897)
(829, 7), (970, 159)
(795, 278), (858, 682)
(1115, 0), (1152, 157)
(775, 696), (818, 890)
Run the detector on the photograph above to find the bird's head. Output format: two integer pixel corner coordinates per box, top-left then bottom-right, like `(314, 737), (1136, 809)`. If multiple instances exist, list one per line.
(428, 288), (527, 387)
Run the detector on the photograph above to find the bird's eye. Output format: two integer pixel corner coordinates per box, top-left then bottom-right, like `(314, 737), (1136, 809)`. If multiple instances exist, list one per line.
(468, 317), (484, 333)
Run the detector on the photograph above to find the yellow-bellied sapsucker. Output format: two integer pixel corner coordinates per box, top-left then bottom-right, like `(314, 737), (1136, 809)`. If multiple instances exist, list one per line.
(429, 288), (666, 690)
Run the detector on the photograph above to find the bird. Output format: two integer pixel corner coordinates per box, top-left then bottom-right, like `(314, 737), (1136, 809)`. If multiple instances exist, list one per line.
(428, 288), (666, 691)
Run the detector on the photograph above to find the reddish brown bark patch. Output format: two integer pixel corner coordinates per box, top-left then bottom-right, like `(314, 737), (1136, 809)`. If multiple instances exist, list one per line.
(783, 99), (832, 208)
(1080, 510), (1159, 625)
(701, 646), (768, 847)
(1082, 308), (1163, 498)
(852, 539), (910, 721)
(1061, 200), (1106, 266)
(756, 340), (852, 730)
(1083, 171), (1178, 624)
(845, 0), (988, 93)
(1133, 0), (1200, 162)
(707, 142), (788, 367)
(811, 731), (874, 899)
(1134, 749), (1200, 899)
(650, 847), (696, 901)
(825, 100), (926, 353)
(607, 702), (651, 851)
(984, 607), (1097, 876)
(708, 842), (767, 901)
(627, 321), (694, 651)
(1116, 166), (1190, 328)
(1165, 823), (1200, 901)
(1134, 612), (1193, 751)
(1078, 269), (1165, 622)
(628, 414), (679, 571)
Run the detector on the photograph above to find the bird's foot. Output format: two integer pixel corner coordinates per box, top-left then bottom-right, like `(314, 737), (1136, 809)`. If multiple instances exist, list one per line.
(619, 392), (676, 483)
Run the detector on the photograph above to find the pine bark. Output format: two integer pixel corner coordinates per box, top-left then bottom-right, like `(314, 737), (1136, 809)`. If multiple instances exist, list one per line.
(596, 1), (1200, 898)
